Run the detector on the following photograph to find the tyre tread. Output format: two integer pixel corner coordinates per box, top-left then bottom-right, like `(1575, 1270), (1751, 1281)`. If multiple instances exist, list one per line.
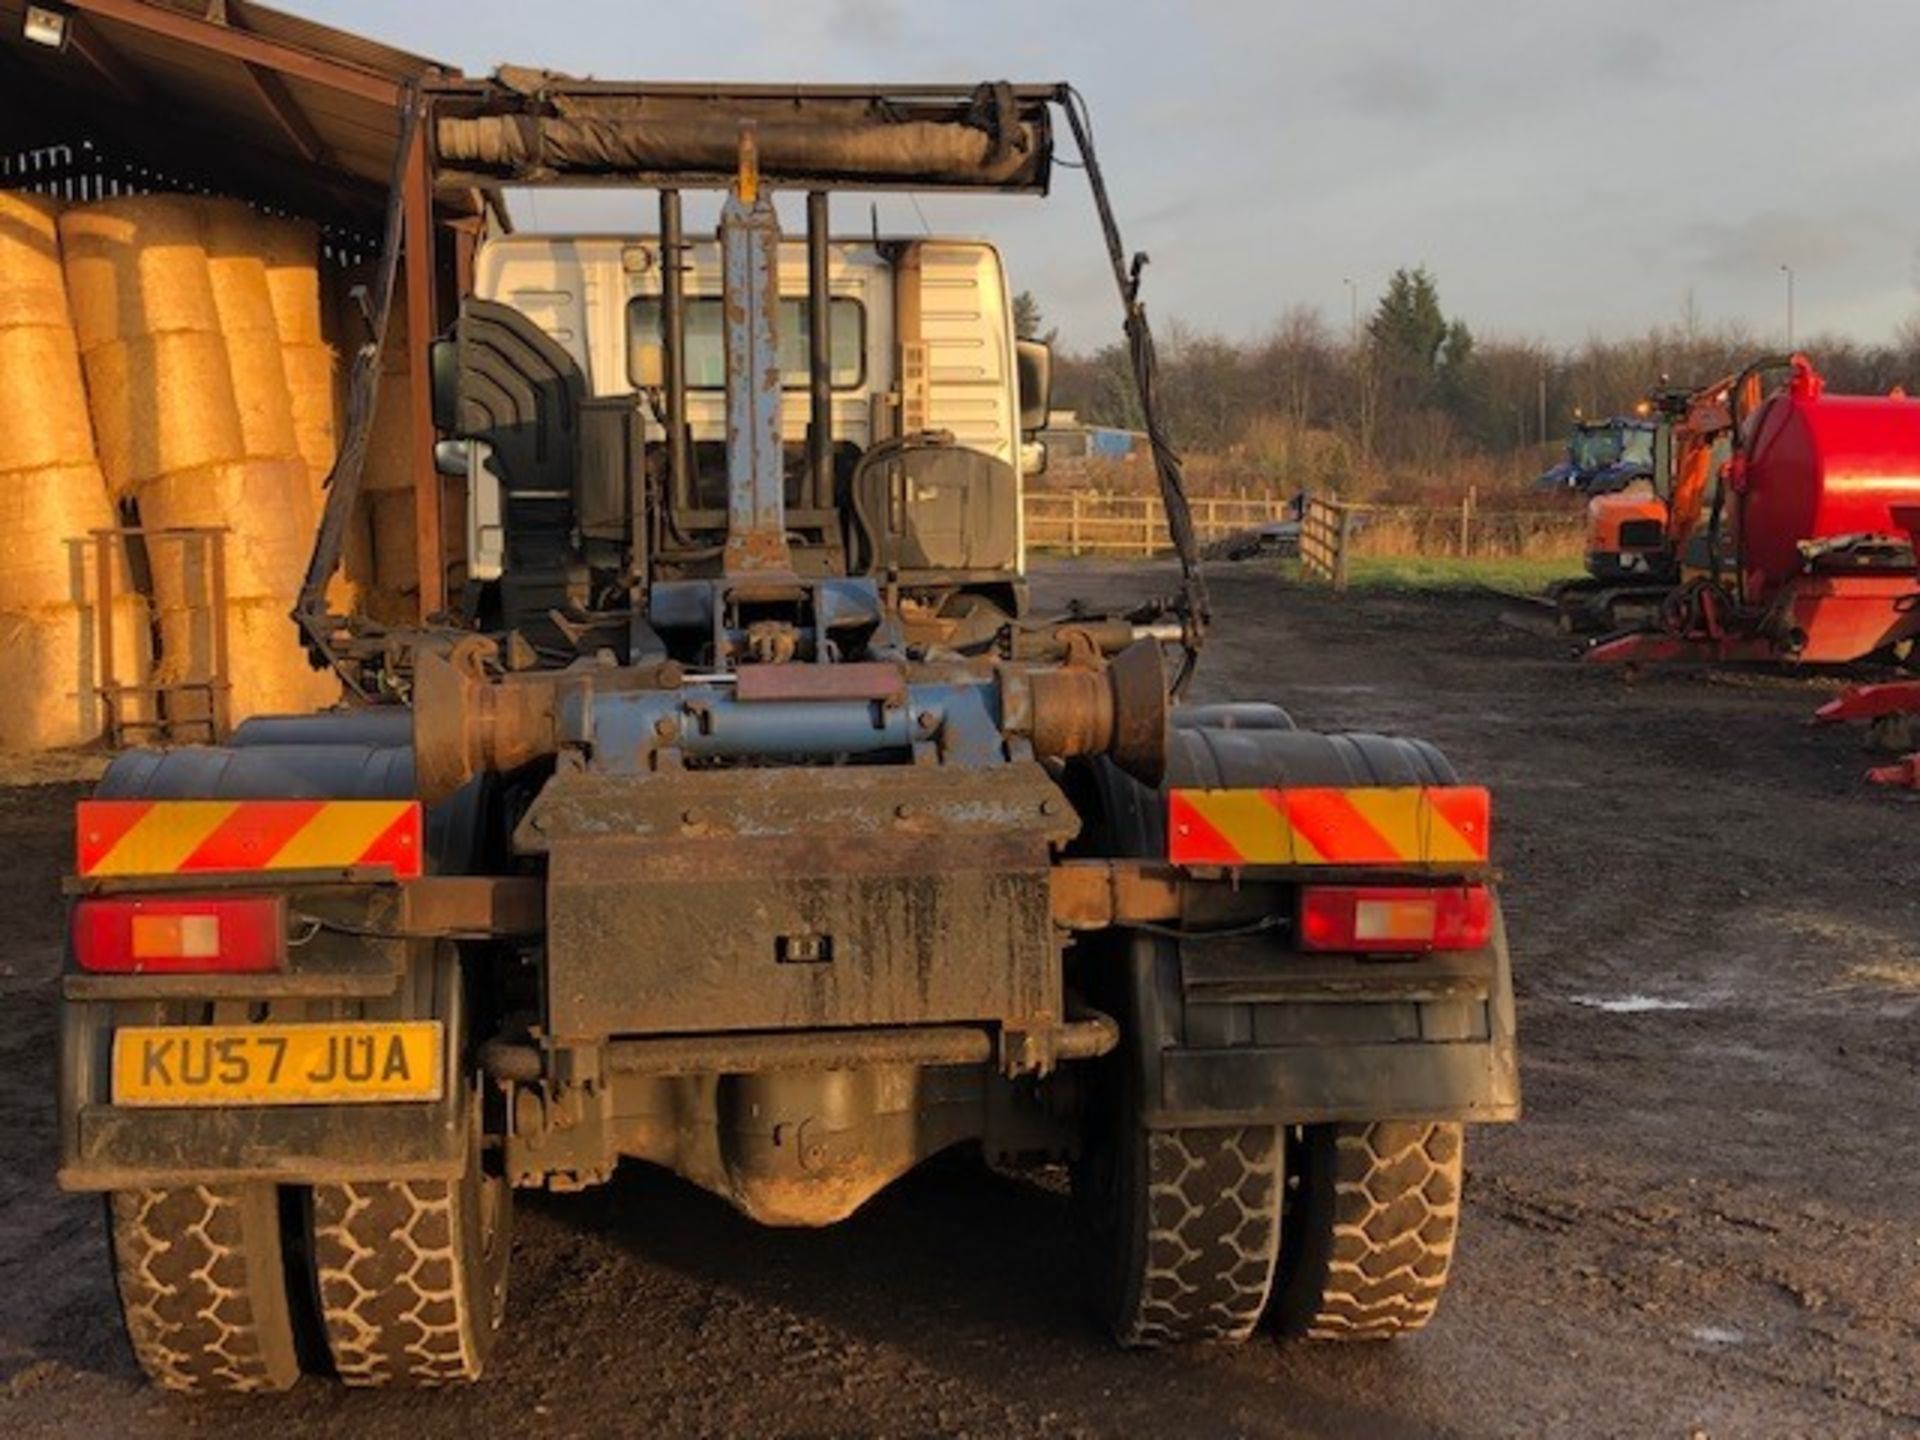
(310, 1178), (490, 1386)
(108, 1184), (299, 1393)
(1287, 1121), (1463, 1341)
(1118, 1125), (1281, 1346)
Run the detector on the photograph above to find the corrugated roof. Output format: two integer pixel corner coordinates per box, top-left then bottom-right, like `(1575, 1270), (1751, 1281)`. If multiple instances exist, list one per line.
(0, 0), (475, 222)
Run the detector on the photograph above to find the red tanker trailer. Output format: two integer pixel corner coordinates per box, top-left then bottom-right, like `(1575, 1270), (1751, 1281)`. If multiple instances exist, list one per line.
(1589, 355), (1920, 665)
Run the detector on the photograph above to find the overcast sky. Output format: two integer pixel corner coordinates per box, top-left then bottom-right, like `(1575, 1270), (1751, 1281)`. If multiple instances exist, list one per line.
(299, 0), (1920, 353)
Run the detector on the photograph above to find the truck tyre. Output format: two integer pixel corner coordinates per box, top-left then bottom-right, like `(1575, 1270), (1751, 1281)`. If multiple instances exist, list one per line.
(1267, 1121), (1464, 1341)
(107, 1183), (301, 1393)
(1077, 1120), (1284, 1346)
(307, 947), (511, 1387)
(1072, 939), (1283, 1348)
(309, 1092), (511, 1386)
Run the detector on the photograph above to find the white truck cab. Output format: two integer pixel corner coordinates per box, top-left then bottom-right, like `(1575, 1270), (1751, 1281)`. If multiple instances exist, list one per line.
(465, 233), (1031, 586)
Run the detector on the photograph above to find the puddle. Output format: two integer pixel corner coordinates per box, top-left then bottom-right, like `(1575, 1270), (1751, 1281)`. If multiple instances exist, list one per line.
(1566, 994), (1698, 1014)
(1689, 1325), (1745, 1346)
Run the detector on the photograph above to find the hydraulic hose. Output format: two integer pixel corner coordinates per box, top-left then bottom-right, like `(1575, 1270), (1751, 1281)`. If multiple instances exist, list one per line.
(294, 84), (428, 701)
(1060, 85), (1209, 697)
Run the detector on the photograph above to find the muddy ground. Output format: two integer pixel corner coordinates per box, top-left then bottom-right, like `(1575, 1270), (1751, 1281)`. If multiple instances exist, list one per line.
(1, 559), (1916, 1438)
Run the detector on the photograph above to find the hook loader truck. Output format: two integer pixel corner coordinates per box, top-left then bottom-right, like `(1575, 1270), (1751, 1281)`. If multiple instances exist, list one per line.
(58, 76), (1519, 1391)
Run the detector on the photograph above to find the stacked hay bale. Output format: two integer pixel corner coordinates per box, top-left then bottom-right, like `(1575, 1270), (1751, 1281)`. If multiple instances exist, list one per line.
(0, 191), (150, 750)
(210, 203), (368, 620)
(258, 214), (372, 612)
(61, 195), (335, 726)
(258, 213), (334, 494)
(366, 333), (468, 619)
(360, 285), (424, 622)
(202, 202), (342, 710)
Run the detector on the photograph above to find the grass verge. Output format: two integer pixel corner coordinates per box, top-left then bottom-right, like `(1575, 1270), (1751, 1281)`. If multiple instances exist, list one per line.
(1291, 555), (1581, 593)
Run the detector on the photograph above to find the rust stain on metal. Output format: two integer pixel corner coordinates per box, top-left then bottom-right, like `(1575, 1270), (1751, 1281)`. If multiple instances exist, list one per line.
(1049, 860), (1181, 930)
(399, 876), (545, 935)
(1026, 665), (1114, 760)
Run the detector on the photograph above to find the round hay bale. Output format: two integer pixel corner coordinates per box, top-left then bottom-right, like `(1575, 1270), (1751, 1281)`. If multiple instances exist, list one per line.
(135, 508), (229, 630)
(200, 201), (301, 463)
(282, 341), (337, 482)
(208, 206), (328, 349)
(0, 462), (121, 611)
(229, 596), (338, 716)
(59, 196), (219, 351)
(137, 458), (316, 604)
(81, 331), (244, 495)
(0, 592), (151, 751)
(224, 327), (300, 460)
(0, 190), (74, 331)
(201, 199), (282, 337)
(256, 215), (323, 345)
(0, 326), (97, 474)
(152, 594), (336, 725)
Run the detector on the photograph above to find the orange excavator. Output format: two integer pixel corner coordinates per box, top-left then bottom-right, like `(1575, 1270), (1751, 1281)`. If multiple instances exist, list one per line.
(1553, 366), (1767, 632)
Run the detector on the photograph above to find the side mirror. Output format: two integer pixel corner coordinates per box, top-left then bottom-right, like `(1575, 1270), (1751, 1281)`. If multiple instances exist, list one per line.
(429, 337), (461, 434)
(433, 438), (471, 478)
(1020, 439), (1049, 478)
(1016, 339), (1052, 435)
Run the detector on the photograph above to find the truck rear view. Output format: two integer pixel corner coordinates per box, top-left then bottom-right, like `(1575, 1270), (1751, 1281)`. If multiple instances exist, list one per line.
(58, 79), (1519, 1391)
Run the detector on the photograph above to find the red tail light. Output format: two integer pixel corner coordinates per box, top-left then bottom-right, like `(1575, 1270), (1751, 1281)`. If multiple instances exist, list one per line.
(1297, 885), (1492, 954)
(71, 896), (286, 974)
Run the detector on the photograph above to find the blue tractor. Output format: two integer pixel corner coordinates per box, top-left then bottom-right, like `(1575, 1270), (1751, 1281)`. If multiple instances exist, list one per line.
(1535, 415), (1659, 495)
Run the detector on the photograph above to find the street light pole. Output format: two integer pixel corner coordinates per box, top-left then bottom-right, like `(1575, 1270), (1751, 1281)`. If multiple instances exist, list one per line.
(1780, 263), (1795, 349)
(1343, 276), (1358, 350)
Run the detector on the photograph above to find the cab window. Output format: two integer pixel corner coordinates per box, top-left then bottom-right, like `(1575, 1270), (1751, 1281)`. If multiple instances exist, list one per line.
(628, 296), (865, 391)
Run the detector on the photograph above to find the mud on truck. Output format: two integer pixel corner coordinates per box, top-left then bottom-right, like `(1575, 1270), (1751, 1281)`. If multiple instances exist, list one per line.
(59, 79), (1518, 1391)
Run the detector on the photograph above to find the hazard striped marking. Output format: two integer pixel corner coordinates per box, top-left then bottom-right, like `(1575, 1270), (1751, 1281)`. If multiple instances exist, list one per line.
(1167, 786), (1489, 868)
(77, 800), (423, 879)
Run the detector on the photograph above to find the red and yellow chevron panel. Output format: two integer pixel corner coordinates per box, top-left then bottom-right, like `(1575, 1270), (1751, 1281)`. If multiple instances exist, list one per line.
(76, 800), (423, 880)
(1167, 786), (1490, 869)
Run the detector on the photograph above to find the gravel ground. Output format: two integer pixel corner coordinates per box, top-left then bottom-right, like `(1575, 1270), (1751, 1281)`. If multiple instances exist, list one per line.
(1, 558), (1916, 1438)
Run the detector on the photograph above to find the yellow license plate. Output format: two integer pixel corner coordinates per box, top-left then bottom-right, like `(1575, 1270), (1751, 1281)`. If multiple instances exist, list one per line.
(111, 1022), (444, 1107)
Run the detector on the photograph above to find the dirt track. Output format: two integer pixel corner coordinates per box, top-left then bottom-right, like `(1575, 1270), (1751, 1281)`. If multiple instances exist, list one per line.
(2, 559), (1917, 1438)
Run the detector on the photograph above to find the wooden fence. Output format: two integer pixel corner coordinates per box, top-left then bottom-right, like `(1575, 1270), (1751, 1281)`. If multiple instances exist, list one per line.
(1025, 490), (1584, 576)
(1348, 496), (1586, 561)
(1023, 491), (1292, 556)
(1298, 494), (1584, 591)
(1299, 497), (1352, 589)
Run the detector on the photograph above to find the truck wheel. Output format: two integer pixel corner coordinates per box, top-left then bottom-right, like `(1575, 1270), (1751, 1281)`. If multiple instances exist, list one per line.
(309, 1092), (511, 1386)
(107, 1184), (301, 1393)
(1072, 984), (1283, 1349)
(1076, 1119), (1284, 1346)
(1268, 1121), (1464, 1341)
